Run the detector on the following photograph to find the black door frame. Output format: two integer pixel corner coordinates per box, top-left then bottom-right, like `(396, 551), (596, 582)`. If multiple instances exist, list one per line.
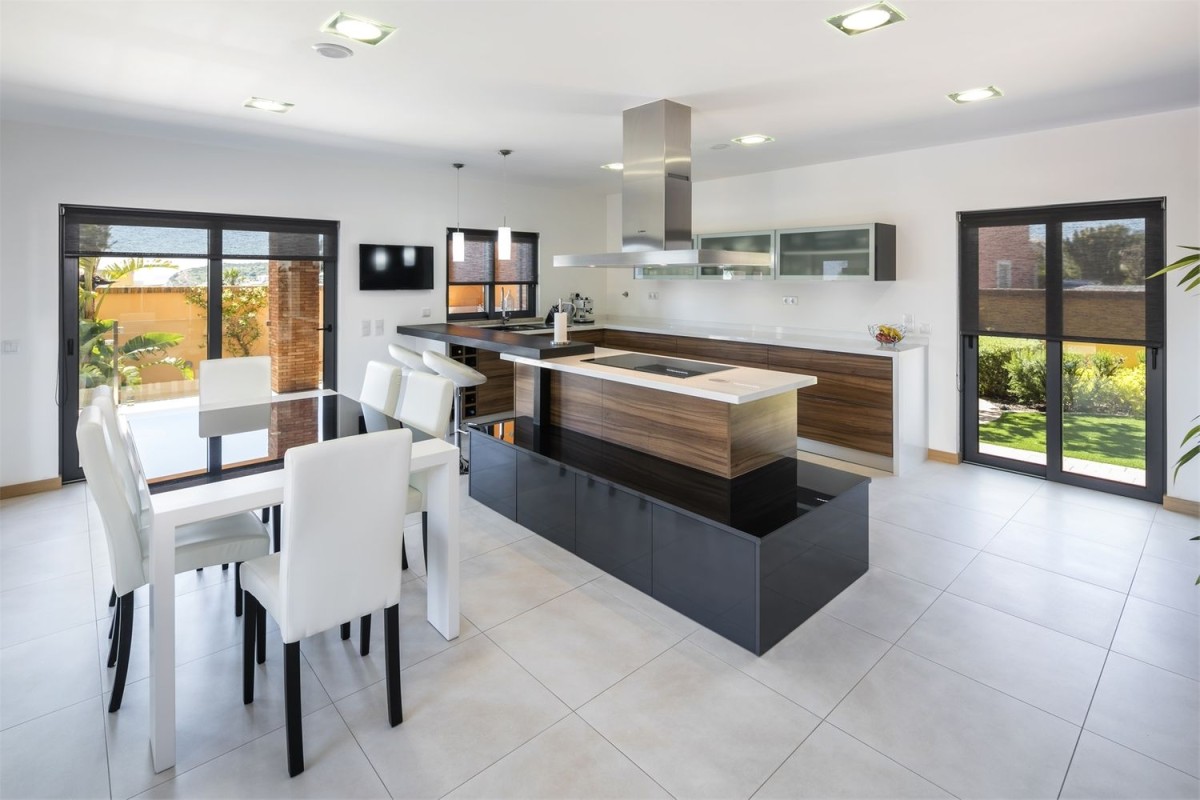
(958, 198), (1166, 502)
(59, 205), (339, 482)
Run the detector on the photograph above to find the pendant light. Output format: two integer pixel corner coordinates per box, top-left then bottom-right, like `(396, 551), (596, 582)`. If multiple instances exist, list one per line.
(451, 163), (465, 263)
(497, 149), (512, 261)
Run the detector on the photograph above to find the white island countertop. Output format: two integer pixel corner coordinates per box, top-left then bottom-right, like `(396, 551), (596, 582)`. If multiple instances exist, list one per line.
(501, 347), (816, 405)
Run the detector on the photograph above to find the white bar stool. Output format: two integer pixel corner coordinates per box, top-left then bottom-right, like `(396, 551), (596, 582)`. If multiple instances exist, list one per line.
(387, 344), (435, 376)
(421, 349), (486, 473)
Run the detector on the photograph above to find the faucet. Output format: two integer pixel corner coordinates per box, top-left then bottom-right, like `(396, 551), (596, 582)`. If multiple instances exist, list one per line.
(500, 289), (512, 324)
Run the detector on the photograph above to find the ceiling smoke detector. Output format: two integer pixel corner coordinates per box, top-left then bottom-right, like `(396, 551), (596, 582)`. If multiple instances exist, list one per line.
(312, 42), (354, 59)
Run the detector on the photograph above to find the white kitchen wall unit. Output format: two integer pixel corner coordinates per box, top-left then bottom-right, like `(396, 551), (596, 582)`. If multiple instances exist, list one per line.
(695, 230), (775, 280)
(633, 265), (698, 280)
(776, 223), (896, 281)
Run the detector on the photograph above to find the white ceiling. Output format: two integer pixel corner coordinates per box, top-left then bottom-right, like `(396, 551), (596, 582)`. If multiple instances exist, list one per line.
(2, 0), (1197, 190)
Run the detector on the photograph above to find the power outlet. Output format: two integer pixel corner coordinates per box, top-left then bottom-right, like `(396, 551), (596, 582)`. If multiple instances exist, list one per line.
(648, 291), (660, 300)
(421, 307), (431, 318)
(782, 296), (798, 305)
(919, 322), (932, 334)
(1, 339), (18, 354)
(374, 319), (384, 335)
(360, 320), (371, 337)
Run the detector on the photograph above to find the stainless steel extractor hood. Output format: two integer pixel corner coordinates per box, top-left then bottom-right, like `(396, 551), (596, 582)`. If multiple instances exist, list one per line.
(553, 100), (771, 270)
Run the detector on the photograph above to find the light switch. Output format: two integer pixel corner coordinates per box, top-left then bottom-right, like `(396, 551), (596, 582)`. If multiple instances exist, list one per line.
(421, 307), (431, 318)
(360, 320), (371, 337)
(374, 319), (384, 335)
(1, 340), (18, 354)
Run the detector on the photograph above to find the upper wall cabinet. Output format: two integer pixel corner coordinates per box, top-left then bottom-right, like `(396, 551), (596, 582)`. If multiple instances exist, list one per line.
(695, 231), (775, 280)
(777, 223), (896, 281)
(633, 265), (698, 280)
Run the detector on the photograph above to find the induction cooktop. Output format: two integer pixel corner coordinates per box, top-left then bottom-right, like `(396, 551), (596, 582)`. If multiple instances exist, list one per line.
(581, 353), (734, 378)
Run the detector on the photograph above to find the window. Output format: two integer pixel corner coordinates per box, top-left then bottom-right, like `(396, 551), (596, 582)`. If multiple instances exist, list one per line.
(446, 228), (538, 320)
(995, 259), (1013, 288)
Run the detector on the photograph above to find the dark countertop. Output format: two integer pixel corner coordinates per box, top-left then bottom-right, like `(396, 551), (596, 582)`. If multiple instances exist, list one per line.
(396, 323), (595, 359)
(470, 416), (870, 540)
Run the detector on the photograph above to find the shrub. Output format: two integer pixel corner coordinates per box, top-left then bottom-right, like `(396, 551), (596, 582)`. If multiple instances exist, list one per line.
(1089, 350), (1122, 378)
(1075, 364), (1146, 416)
(1006, 344), (1048, 408)
(1062, 352), (1087, 411)
(978, 338), (1026, 402)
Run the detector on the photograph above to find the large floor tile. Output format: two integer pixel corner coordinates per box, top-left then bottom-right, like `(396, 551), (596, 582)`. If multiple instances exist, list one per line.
(336, 635), (570, 799)
(0, 569), (95, 648)
(104, 638), (332, 799)
(578, 641), (819, 800)
(754, 722), (952, 799)
(1034, 480), (1161, 521)
(0, 697), (109, 800)
(898, 593), (1106, 724)
(868, 519), (977, 589)
(445, 713), (670, 799)
(1085, 653), (1200, 777)
(1144, 521), (1200, 567)
(829, 648), (1079, 799)
(690, 612), (889, 718)
(457, 536), (599, 630)
(870, 493), (1007, 549)
(947, 552), (1125, 646)
(1111, 596), (1199, 679)
(0, 621), (100, 729)
(899, 466), (1040, 518)
(1155, 507), (1200, 534)
(0, 534), (93, 592)
(1130, 554), (1199, 614)
(0, 503), (90, 550)
(0, 484), (87, 518)
(489, 581), (680, 709)
(1061, 731), (1200, 800)
(1013, 494), (1151, 553)
(590, 573), (700, 639)
(984, 519), (1141, 591)
(459, 505), (533, 561)
(137, 704), (389, 799)
(820, 568), (940, 643)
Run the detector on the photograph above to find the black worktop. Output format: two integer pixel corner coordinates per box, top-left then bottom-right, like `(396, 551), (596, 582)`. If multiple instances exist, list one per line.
(471, 416), (869, 541)
(396, 323), (595, 359)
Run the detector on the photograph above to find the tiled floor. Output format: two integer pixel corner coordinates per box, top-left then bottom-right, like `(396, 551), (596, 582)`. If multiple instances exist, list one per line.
(1, 459), (1197, 799)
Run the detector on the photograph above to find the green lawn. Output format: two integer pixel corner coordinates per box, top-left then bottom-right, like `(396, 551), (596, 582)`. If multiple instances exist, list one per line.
(979, 411), (1146, 469)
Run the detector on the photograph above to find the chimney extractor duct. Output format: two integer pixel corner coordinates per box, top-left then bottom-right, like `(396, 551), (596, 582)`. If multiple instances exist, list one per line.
(553, 100), (771, 270)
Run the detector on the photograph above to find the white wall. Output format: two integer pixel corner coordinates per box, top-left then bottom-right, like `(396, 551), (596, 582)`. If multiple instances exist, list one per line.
(0, 119), (607, 486)
(605, 108), (1200, 501)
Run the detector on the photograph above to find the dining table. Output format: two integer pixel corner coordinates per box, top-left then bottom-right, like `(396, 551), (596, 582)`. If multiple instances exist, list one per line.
(124, 390), (460, 773)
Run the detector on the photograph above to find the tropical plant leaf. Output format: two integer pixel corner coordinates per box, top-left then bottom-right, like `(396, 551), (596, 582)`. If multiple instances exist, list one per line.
(1181, 422), (1200, 447)
(1147, 249), (1200, 281)
(1172, 442), (1200, 482)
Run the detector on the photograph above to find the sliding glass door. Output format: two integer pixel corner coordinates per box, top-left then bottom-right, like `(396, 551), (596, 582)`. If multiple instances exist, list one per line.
(60, 206), (338, 482)
(960, 200), (1165, 501)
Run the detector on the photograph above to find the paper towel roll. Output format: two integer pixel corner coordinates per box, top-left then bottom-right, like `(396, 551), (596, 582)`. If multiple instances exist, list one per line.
(553, 312), (569, 344)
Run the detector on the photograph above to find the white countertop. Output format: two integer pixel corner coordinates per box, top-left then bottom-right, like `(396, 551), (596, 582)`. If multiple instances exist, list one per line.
(501, 347), (816, 404)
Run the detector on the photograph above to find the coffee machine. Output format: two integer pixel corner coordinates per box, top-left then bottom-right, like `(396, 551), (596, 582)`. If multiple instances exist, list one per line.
(569, 292), (595, 324)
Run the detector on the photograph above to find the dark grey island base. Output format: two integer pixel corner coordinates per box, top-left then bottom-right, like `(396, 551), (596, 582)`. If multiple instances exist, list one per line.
(395, 323), (595, 359)
(469, 417), (870, 656)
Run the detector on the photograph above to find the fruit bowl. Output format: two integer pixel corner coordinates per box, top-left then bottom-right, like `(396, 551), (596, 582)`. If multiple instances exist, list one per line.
(868, 323), (906, 349)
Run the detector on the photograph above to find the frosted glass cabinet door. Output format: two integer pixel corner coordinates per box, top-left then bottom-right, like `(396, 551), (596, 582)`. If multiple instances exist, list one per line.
(696, 231), (775, 280)
(633, 265), (698, 280)
(777, 223), (896, 281)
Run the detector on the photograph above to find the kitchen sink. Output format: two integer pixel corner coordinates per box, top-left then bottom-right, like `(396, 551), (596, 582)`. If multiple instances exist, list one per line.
(484, 324), (548, 331)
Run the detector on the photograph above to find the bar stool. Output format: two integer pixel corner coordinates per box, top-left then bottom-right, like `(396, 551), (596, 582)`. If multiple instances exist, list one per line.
(388, 343), (435, 376)
(421, 349), (486, 473)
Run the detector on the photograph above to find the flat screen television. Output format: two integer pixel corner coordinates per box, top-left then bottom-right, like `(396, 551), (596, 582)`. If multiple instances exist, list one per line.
(359, 244), (434, 290)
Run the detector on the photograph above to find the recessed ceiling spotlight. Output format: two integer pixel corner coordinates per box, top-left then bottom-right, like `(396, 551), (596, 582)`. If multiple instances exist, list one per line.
(827, 1), (906, 35)
(312, 42), (354, 59)
(320, 11), (396, 45)
(600, 162), (624, 171)
(243, 96), (294, 113)
(948, 85), (1004, 104)
(731, 134), (775, 146)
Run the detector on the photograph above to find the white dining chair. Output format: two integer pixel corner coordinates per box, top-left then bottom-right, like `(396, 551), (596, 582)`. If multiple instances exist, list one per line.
(359, 360), (403, 416)
(198, 355), (272, 407)
(421, 349), (485, 474)
(395, 371), (454, 571)
(240, 427), (412, 777)
(78, 406), (270, 712)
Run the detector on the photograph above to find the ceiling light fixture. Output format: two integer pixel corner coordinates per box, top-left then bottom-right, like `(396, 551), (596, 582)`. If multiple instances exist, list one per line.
(452, 163), (465, 263)
(948, 85), (1004, 104)
(731, 134), (774, 146)
(243, 96), (294, 113)
(320, 11), (396, 45)
(600, 162), (624, 171)
(826, 1), (906, 35)
(312, 42), (354, 59)
(497, 149), (513, 261)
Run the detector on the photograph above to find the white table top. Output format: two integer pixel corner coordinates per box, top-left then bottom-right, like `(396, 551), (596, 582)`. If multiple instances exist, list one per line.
(501, 347), (816, 404)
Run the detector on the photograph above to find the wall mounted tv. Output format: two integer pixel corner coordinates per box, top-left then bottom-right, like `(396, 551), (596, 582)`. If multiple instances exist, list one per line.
(359, 244), (434, 290)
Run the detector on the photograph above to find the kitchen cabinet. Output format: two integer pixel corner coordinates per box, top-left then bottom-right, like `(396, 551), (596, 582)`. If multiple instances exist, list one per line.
(777, 223), (896, 281)
(695, 230), (775, 280)
(468, 427), (517, 521)
(602, 330), (678, 357)
(633, 265), (697, 280)
(516, 450), (576, 551)
(575, 475), (652, 593)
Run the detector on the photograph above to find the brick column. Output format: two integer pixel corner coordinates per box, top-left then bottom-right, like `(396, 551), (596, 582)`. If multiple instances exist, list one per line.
(269, 398), (318, 460)
(267, 236), (322, 393)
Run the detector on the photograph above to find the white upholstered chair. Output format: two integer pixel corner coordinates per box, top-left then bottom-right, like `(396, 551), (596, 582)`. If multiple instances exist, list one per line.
(387, 343), (434, 376)
(78, 406), (269, 712)
(421, 349), (485, 473)
(198, 355), (272, 407)
(359, 360), (403, 416)
(240, 428), (412, 777)
(395, 372), (454, 570)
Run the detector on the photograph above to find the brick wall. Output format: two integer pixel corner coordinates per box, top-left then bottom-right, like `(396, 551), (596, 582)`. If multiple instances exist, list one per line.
(980, 288), (1147, 340)
(978, 226), (1043, 289)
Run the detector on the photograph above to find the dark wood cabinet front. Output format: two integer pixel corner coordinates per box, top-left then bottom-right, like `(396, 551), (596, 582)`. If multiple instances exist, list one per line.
(516, 451), (576, 551)
(575, 475), (652, 593)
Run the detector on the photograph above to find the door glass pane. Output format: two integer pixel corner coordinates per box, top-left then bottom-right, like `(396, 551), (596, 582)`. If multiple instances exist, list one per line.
(1061, 341), (1146, 486)
(493, 284), (530, 315)
(976, 336), (1046, 466)
(1062, 219), (1146, 341)
(977, 224), (1046, 334)
(778, 228), (870, 278)
(67, 222), (208, 256)
(449, 285), (486, 314)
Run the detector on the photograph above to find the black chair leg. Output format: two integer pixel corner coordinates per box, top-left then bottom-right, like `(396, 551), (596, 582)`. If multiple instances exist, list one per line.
(234, 562), (243, 617)
(106, 599), (121, 667)
(272, 506), (281, 552)
(340, 622), (351, 640)
(401, 538), (408, 571)
(359, 614), (371, 657)
(243, 592), (257, 704)
(108, 588), (117, 608)
(284, 641), (304, 777)
(422, 511), (429, 570)
(261, 507), (270, 524)
(256, 603), (267, 664)
(384, 604), (403, 726)
(108, 593), (134, 712)
(222, 563), (229, 571)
